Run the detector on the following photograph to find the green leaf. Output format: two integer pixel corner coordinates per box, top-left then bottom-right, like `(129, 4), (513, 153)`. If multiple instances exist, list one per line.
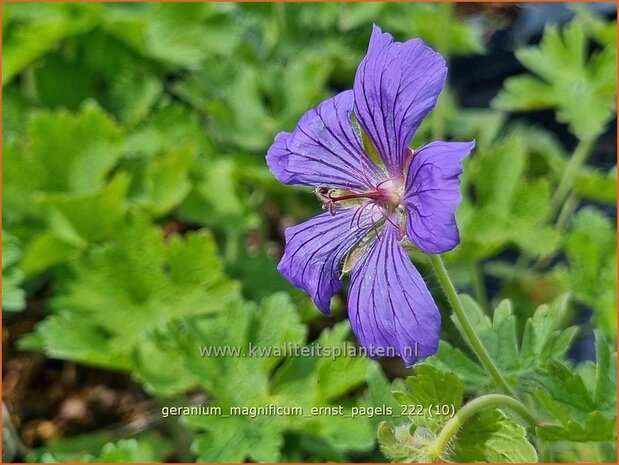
(26, 433), (172, 463)
(191, 415), (283, 463)
(19, 174), (130, 276)
(475, 134), (526, 214)
(383, 3), (483, 56)
(2, 268), (26, 312)
(2, 3), (103, 85)
(377, 422), (435, 463)
(379, 366), (538, 463)
(563, 207), (617, 336)
(313, 323), (370, 402)
(174, 63), (272, 152)
(20, 218), (240, 373)
(593, 332), (616, 412)
(428, 340), (488, 392)
(252, 293), (308, 372)
(169, 300), (375, 461)
(125, 101), (212, 159)
(179, 157), (258, 232)
(536, 411), (616, 442)
(493, 18), (616, 140)
(453, 131), (559, 261)
(26, 101), (124, 194)
(528, 128), (616, 204)
(452, 409), (538, 462)
(363, 363), (405, 431)
(2, 231), (26, 311)
(532, 333), (616, 442)
(108, 68), (163, 126)
(20, 233), (80, 278)
(392, 364), (463, 430)
(103, 3), (240, 70)
(519, 294), (576, 370)
(225, 237), (291, 302)
(174, 50), (331, 153)
(95, 439), (161, 462)
(428, 294), (577, 392)
(573, 5), (617, 47)
(3, 102), (125, 242)
(275, 52), (333, 124)
(574, 166), (617, 204)
(43, 173), (130, 244)
(130, 143), (196, 217)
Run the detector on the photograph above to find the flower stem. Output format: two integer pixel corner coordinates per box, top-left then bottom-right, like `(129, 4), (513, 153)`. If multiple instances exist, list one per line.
(274, 2), (287, 37)
(523, 138), (593, 272)
(428, 254), (515, 397)
(532, 192), (579, 270)
(469, 262), (489, 310)
(426, 393), (539, 460)
(548, 137), (594, 220)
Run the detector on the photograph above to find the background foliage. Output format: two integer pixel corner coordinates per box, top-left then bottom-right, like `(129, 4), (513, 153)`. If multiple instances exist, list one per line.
(2, 2), (616, 463)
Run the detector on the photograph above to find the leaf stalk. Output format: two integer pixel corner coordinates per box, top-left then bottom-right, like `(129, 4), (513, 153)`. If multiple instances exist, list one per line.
(425, 393), (539, 460)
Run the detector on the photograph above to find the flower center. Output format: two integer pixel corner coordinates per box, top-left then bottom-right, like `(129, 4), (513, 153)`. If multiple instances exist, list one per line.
(315, 177), (404, 215)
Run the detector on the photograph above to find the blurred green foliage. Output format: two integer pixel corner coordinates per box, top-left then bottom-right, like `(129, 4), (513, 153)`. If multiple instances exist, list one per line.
(2, 3), (616, 463)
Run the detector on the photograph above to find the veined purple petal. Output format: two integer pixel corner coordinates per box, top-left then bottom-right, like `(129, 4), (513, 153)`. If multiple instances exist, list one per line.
(403, 141), (475, 254)
(278, 204), (382, 314)
(353, 25), (447, 176)
(266, 90), (382, 190)
(348, 222), (440, 367)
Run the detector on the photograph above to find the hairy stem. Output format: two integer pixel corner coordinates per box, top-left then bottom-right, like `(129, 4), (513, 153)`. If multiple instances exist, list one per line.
(426, 394), (539, 460)
(428, 254), (516, 397)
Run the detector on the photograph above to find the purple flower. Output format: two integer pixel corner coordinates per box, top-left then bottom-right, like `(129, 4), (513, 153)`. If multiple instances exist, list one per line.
(266, 25), (475, 366)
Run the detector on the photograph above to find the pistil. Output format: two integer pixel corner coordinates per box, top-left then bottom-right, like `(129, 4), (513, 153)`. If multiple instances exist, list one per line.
(315, 183), (402, 215)
(328, 191), (383, 202)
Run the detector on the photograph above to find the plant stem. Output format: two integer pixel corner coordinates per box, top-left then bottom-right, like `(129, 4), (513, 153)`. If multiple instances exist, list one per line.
(506, 137), (594, 280)
(274, 2), (287, 37)
(530, 138), (591, 272)
(428, 254), (515, 397)
(555, 191), (579, 231)
(548, 137), (594, 220)
(158, 398), (194, 462)
(532, 192), (579, 270)
(426, 393), (539, 460)
(469, 262), (489, 310)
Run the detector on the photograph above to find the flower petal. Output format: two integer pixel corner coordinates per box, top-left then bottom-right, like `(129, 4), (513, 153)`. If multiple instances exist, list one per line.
(353, 25), (447, 175)
(403, 140), (475, 254)
(278, 204), (381, 314)
(266, 90), (382, 190)
(348, 222), (440, 366)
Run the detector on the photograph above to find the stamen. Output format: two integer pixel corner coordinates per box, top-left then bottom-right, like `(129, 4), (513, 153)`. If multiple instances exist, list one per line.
(383, 212), (399, 230)
(375, 177), (397, 189)
(351, 201), (375, 229)
(350, 202), (366, 228)
(371, 206), (384, 234)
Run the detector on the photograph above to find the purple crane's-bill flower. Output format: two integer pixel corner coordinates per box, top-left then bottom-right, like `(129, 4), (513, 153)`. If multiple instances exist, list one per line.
(266, 25), (475, 367)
